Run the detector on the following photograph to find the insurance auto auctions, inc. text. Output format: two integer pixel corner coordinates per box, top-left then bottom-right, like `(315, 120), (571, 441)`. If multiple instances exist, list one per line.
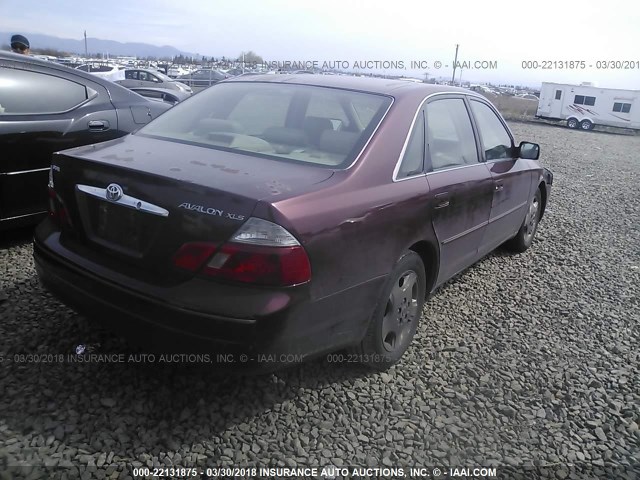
(256, 60), (498, 70)
(219, 466), (498, 478)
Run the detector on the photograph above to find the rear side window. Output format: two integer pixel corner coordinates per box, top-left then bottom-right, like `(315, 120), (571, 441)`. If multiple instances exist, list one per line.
(139, 82), (392, 168)
(0, 68), (88, 115)
(135, 71), (160, 83)
(397, 110), (425, 178)
(426, 98), (478, 171)
(469, 100), (513, 161)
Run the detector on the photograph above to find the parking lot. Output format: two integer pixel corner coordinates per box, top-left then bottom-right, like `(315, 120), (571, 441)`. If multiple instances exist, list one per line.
(0, 122), (638, 477)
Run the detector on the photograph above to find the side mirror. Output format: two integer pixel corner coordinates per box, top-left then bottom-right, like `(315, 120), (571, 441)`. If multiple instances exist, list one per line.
(518, 141), (540, 160)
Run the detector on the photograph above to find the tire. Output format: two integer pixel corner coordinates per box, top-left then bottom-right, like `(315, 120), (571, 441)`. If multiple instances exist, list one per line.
(354, 251), (426, 370)
(505, 188), (542, 253)
(580, 120), (594, 130)
(567, 118), (579, 129)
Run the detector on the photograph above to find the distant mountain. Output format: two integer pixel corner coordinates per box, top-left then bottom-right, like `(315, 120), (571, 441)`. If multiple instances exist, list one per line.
(0, 32), (197, 58)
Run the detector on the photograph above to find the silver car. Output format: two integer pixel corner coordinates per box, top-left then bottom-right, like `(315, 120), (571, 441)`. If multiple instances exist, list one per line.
(116, 68), (192, 94)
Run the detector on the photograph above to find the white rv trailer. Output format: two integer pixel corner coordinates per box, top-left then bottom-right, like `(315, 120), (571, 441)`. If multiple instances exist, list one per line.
(536, 82), (640, 130)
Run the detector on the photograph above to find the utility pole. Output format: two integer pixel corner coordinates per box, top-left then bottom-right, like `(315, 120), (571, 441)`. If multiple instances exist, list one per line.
(84, 30), (88, 58)
(451, 43), (459, 85)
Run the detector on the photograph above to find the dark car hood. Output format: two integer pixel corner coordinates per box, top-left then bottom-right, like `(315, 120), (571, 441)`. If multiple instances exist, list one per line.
(60, 134), (335, 201)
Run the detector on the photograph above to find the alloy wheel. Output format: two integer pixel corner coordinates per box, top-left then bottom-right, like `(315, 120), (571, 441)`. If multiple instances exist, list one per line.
(523, 196), (540, 243)
(381, 271), (419, 352)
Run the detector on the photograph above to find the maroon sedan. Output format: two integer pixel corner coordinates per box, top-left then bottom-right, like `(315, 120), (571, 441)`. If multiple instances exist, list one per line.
(34, 75), (552, 370)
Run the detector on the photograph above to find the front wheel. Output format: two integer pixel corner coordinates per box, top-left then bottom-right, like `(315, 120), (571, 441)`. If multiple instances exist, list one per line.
(567, 118), (579, 129)
(354, 251), (426, 370)
(505, 188), (542, 252)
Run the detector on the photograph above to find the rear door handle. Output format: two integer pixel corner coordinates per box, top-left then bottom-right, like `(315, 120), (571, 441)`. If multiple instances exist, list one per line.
(495, 183), (504, 192)
(434, 192), (450, 209)
(88, 120), (110, 131)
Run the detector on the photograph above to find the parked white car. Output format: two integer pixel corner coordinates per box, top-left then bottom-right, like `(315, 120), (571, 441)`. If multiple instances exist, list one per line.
(167, 66), (190, 78)
(75, 63), (125, 82)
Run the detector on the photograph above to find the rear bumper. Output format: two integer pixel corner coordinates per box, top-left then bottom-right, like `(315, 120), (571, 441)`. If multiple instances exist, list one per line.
(33, 222), (384, 367)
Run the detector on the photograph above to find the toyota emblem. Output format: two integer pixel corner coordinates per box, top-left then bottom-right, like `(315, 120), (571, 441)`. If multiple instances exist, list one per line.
(105, 183), (123, 202)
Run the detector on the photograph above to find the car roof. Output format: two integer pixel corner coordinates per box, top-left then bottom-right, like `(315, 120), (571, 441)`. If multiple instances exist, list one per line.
(224, 73), (471, 98)
(2, 51), (112, 84)
(0, 50), (151, 103)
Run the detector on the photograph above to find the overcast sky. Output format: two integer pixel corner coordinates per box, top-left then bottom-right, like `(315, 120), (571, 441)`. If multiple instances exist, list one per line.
(3, 0), (640, 88)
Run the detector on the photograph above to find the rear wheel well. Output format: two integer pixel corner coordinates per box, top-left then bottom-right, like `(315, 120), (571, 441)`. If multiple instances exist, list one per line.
(408, 241), (438, 297)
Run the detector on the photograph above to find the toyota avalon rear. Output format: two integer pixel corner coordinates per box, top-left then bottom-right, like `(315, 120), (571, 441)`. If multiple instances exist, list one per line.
(35, 77), (552, 370)
(33, 79), (393, 367)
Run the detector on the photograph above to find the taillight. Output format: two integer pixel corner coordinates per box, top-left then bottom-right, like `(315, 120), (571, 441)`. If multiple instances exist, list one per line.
(203, 243), (310, 286)
(48, 167), (56, 217)
(48, 186), (57, 218)
(172, 218), (311, 287)
(172, 243), (219, 271)
(48, 166), (68, 224)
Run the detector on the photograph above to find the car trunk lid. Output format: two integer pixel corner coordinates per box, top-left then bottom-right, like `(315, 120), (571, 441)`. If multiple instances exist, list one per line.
(51, 135), (333, 284)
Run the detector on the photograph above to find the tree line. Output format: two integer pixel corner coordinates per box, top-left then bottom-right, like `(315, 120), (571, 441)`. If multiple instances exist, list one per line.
(1, 43), (264, 66)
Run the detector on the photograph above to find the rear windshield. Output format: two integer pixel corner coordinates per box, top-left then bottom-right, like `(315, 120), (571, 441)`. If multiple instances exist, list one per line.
(137, 82), (392, 168)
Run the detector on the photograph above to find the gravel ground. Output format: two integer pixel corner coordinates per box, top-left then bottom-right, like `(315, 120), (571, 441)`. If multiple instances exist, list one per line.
(0, 122), (638, 479)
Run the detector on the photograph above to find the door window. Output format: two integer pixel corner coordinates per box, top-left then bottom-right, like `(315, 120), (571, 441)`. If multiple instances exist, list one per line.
(425, 98), (478, 170)
(0, 68), (88, 115)
(469, 100), (513, 161)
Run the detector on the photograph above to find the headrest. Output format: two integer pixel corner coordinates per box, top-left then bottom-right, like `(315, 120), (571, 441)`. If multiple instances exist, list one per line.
(303, 116), (334, 131)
